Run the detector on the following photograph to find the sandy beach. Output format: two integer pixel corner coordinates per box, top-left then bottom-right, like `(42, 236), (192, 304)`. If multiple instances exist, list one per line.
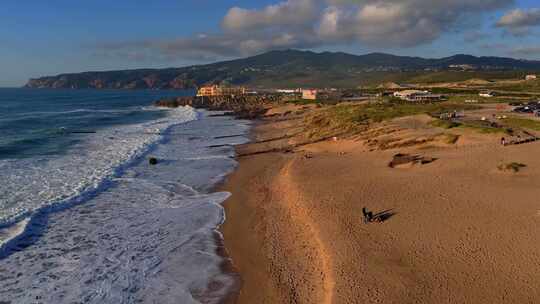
(221, 105), (540, 303)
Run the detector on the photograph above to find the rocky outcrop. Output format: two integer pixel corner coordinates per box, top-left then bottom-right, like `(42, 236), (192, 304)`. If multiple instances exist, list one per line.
(154, 94), (284, 119)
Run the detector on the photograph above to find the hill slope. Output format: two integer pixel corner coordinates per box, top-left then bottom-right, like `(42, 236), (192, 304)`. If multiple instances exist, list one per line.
(25, 50), (540, 89)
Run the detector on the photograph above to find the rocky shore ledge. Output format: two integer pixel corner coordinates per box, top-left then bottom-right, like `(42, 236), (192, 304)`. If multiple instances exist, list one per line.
(154, 94), (284, 119)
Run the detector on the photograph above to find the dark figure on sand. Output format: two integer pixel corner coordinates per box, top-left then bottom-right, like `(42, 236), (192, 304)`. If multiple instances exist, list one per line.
(362, 207), (374, 223)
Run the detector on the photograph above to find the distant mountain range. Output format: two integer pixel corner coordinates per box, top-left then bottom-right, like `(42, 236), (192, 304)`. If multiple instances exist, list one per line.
(24, 50), (540, 89)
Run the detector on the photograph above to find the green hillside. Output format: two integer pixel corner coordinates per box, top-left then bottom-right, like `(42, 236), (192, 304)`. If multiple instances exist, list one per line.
(25, 50), (540, 89)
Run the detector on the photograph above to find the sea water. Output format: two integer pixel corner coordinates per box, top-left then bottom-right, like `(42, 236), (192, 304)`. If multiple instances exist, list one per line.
(0, 88), (249, 303)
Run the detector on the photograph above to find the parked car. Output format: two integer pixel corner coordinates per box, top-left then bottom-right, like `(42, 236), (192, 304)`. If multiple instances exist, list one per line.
(514, 107), (533, 113)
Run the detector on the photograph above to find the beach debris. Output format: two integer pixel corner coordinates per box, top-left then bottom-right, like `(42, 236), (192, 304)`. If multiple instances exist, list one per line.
(497, 162), (526, 173)
(148, 157), (158, 165)
(388, 153), (436, 168)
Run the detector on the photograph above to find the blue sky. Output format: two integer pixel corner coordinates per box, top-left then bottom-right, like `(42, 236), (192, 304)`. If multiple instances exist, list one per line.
(2, 0), (540, 87)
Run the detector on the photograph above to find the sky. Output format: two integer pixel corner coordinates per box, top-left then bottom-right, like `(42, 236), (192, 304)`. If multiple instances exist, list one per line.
(2, 0), (540, 87)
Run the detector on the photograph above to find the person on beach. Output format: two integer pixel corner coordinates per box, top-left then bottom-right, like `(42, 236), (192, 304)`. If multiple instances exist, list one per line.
(362, 207), (374, 223)
(501, 137), (506, 146)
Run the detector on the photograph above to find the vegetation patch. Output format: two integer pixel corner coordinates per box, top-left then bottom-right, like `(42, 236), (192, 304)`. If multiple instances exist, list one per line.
(446, 95), (510, 104)
(430, 119), (462, 129)
(490, 79), (540, 93)
(504, 117), (540, 131)
(498, 162), (527, 173)
(428, 88), (480, 95)
(304, 102), (479, 139)
(406, 71), (527, 84)
(459, 120), (510, 134)
(287, 99), (320, 105)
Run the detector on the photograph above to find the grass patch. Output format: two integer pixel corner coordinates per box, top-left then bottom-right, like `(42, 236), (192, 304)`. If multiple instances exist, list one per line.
(304, 102), (479, 139)
(490, 79), (540, 93)
(498, 162), (527, 173)
(446, 95), (511, 104)
(458, 120), (510, 134)
(406, 71), (526, 84)
(504, 117), (540, 131)
(432, 118), (511, 135)
(287, 99), (319, 105)
(430, 119), (462, 129)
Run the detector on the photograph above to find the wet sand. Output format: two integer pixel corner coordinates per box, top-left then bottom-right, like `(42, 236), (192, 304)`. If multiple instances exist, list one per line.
(221, 109), (540, 303)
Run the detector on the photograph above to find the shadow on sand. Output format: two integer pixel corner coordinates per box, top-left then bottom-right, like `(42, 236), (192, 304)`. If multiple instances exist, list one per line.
(371, 209), (397, 223)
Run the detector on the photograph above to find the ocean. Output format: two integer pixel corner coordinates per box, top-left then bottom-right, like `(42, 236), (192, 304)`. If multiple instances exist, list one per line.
(0, 88), (249, 303)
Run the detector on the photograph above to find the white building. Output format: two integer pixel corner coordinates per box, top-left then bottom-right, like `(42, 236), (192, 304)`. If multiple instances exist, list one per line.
(302, 89), (319, 100)
(393, 90), (443, 102)
(479, 91), (495, 98)
(277, 89), (299, 94)
(526, 75), (537, 81)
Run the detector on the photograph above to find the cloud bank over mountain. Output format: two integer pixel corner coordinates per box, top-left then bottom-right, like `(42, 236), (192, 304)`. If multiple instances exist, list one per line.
(98, 0), (540, 61)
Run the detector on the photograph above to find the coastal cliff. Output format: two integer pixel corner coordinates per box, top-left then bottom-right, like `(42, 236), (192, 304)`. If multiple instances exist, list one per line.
(154, 94), (283, 119)
(25, 70), (198, 89)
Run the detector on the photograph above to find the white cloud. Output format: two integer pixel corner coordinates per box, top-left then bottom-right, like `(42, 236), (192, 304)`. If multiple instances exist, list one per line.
(496, 8), (540, 36)
(497, 8), (540, 28)
(97, 0), (516, 61)
(222, 0), (319, 31)
(317, 6), (343, 38)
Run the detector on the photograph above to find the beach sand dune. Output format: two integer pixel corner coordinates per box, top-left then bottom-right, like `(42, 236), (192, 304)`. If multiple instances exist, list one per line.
(222, 110), (540, 303)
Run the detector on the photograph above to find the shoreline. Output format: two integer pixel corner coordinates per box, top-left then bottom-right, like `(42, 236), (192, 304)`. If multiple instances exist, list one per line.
(219, 104), (540, 303)
(219, 147), (295, 303)
(219, 108), (336, 303)
(0, 106), (250, 303)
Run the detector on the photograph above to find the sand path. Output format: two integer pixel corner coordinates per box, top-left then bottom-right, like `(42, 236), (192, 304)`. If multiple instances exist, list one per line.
(274, 158), (336, 304)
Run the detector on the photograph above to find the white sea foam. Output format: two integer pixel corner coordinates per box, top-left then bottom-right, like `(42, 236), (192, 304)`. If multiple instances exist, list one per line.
(0, 110), (250, 303)
(0, 106), (198, 239)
